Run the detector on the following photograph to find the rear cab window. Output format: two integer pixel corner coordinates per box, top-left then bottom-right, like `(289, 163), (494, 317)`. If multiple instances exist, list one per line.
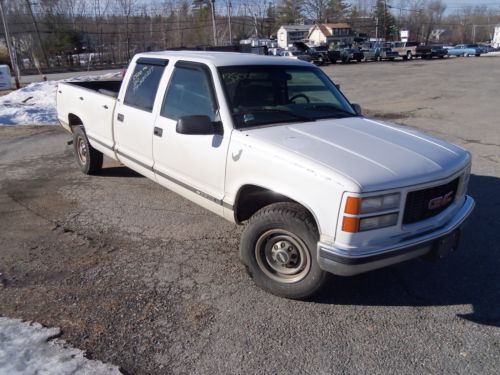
(123, 58), (168, 112)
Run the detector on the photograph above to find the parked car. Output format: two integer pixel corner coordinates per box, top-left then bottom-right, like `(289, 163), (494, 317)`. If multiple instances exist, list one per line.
(379, 47), (399, 61)
(292, 42), (326, 65)
(326, 49), (342, 63)
(364, 47), (397, 61)
(56, 51), (475, 299)
(280, 50), (312, 62)
(340, 48), (364, 63)
(308, 46), (332, 65)
(447, 44), (482, 57)
(391, 41), (420, 60)
(416, 45), (448, 59)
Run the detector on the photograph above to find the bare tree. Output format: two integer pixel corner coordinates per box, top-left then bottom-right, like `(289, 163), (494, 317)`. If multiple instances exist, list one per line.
(116, 0), (135, 61)
(423, 0), (446, 44)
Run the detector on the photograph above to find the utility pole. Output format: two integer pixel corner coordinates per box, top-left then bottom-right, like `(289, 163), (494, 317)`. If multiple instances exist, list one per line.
(209, 0), (218, 46)
(227, 0), (232, 45)
(0, 0), (21, 88)
(25, 0), (49, 68)
(383, 0), (387, 41)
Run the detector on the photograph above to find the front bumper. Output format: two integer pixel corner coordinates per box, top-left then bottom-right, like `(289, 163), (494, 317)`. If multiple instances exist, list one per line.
(317, 195), (475, 276)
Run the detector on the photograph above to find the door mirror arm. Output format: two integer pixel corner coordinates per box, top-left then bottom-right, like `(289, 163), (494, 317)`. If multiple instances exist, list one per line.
(351, 103), (363, 116)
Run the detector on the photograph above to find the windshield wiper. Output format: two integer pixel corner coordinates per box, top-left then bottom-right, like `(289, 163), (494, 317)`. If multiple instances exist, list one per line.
(304, 104), (356, 117)
(241, 109), (315, 124)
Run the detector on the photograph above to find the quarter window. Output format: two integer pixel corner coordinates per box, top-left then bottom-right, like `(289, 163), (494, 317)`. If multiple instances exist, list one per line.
(124, 62), (166, 112)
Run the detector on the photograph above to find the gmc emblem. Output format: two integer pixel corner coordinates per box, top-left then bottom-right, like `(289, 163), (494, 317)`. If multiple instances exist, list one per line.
(428, 191), (454, 210)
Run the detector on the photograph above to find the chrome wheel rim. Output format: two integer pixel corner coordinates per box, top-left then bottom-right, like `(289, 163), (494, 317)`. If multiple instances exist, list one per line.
(255, 229), (311, 283)
(76, 136), (87, 165)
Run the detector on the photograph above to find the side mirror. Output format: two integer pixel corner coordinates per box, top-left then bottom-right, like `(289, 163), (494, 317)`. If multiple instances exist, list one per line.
(352, 103), (363, 116)
(335, 83), (341, 90)
(176, 115), (216, 135)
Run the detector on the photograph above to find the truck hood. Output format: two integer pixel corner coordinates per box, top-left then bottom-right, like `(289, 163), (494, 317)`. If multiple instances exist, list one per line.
(243, 117), (469, 192)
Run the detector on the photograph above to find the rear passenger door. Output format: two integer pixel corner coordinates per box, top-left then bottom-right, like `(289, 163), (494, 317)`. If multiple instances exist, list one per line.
(152, 61), (230, 215)
(114, 58), (167, 178)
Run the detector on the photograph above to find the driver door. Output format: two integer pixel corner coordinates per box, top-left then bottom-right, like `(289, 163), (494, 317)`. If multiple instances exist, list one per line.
(152, 61), (230, 215)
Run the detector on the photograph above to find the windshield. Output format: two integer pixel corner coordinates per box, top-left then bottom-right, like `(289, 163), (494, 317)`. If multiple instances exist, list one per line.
(218, 65), (356, 129)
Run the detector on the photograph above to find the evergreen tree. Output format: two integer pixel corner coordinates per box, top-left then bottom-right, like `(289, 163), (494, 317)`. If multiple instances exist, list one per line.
(374, 0), (396, 39)
(277, 0), (304, 25)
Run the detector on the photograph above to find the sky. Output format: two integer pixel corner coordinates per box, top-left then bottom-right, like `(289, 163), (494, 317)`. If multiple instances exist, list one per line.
(347, 0), (500, 10)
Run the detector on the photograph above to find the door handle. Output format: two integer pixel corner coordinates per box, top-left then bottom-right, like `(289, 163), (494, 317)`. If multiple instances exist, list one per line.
(117, 113), (124, 122)
(153, 127), (163, 137)
(103, 105), (108, 109)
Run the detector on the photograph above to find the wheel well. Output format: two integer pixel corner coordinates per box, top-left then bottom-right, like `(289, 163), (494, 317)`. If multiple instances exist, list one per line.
(234, 185), (318, 228)
(68, 113), (83, 131)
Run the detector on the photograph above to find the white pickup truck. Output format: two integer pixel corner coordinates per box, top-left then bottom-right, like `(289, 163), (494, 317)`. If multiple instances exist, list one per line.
(57, 51), (474, 299)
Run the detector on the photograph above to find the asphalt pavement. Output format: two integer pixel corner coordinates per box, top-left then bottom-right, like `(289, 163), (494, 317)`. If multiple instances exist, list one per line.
(0, 56), (499, 374)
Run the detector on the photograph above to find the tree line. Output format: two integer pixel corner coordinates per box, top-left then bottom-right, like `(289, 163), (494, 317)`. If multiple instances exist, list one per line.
(0, 0), (498, 72)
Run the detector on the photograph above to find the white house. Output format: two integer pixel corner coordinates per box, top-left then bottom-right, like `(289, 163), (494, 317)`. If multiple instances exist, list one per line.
(492, 25), (500, 48)
(307, 23), (354, 45)
(276, 25), (311, 48)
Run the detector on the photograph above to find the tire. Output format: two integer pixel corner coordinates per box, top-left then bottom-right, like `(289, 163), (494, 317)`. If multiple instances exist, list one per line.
(73, 126), (103, 175)
(240, 202), (327, 299)
(475, 54), (480, 57)
(406, 51), (413, 60)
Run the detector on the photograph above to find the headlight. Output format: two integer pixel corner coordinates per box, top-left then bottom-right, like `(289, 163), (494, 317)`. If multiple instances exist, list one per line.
(342, 193), (401, 233)
(359, 213), (398, 231)
(345, 193), (401, 214)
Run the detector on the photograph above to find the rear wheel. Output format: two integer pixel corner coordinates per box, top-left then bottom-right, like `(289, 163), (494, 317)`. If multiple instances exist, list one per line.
(240, 202), (327, 299)
(406, 51), (413, 60)
(73, 126), (103, 175)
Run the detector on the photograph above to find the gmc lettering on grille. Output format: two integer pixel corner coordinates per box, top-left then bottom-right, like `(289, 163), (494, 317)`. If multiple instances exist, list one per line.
(428, 191), (454, 210)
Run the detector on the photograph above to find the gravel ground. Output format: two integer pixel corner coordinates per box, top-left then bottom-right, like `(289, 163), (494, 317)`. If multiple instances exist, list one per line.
(1, 57), (499, 374)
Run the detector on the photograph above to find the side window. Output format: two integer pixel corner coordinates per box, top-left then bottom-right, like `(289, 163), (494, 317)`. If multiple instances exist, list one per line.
(123, 62), (166, 112)
(161, 65), (217, 121)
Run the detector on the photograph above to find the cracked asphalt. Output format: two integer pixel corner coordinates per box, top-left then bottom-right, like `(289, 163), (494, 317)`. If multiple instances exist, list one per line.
(1, 57), (499, 374)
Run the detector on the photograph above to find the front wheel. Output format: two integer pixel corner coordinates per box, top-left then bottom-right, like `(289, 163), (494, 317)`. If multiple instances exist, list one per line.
(73, 126), (103, 175)
(240, 203), (327, 299)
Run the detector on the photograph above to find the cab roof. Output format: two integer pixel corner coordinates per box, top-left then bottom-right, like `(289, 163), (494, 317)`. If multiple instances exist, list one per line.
(134, 50), (313, 68)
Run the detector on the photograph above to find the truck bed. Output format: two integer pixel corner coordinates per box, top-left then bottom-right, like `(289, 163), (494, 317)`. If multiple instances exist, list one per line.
(57, 80), (121, 154)
(66, 80), (122, 98)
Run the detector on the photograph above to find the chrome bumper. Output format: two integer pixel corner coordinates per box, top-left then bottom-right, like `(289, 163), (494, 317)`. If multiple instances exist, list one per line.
(318, 195), (475, 276)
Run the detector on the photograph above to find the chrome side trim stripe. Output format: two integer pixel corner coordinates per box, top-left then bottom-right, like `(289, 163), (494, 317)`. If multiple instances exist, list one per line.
(114, 148), (233, 210)
(87, 135), (114, 151)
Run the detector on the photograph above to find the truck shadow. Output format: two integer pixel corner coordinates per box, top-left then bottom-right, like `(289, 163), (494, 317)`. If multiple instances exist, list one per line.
(314, 174), (500, 327)
(97, 166), (144, 178)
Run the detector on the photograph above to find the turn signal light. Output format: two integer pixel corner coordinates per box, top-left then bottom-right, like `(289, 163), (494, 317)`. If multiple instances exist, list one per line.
(345, 197), (361, 214)
(342, 217), (360, 233)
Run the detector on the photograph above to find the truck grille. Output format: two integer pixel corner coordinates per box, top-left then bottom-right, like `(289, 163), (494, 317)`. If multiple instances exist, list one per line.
(403, 178), (459, 225)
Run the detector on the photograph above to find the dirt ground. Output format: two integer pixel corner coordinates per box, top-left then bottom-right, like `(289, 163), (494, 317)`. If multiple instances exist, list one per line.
(1, 57), (499, 374)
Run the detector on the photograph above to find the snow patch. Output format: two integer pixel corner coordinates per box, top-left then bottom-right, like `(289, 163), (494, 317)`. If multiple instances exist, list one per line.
(0, 72), (121, 126)
(0, 317), (122, 374)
